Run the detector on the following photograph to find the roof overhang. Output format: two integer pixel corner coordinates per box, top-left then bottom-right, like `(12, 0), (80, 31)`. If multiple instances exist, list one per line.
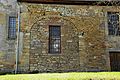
(17, 0), (120, 6)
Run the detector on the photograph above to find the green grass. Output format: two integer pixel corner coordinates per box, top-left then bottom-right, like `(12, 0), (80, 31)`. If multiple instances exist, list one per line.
(0, 72), (120, 80)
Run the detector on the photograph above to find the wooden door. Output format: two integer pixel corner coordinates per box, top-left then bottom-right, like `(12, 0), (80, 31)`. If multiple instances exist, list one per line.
(109, 52), (120, 71)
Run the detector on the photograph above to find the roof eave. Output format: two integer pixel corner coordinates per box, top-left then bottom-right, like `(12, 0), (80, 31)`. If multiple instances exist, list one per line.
(17, 0), (120, 6)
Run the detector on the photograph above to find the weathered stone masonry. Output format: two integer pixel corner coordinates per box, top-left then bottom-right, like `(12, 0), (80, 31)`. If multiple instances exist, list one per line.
(1, 1), (120, 72)
(0, 0), (17, 72)
(19, 3), (116, 72)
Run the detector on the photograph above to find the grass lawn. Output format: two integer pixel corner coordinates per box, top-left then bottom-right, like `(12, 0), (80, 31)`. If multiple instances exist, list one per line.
(0, 72), (120, 80)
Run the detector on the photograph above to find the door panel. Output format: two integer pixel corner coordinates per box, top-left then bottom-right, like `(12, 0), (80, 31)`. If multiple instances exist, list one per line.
(109, 52), (120, 71)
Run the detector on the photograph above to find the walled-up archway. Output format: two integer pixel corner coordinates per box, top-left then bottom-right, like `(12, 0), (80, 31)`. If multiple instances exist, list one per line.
(29, 16), (80, 72)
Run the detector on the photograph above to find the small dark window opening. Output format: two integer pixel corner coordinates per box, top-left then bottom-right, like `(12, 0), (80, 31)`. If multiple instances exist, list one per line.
(8, 17), (16, 39)
(49, 25), (61, 54)
(107, 12), (120, 36)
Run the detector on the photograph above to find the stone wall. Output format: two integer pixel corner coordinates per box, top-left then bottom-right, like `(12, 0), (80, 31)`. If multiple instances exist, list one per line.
(0, 0), (17, 73)
(19, 3), (116, 72)
(1, 1), (120, 73)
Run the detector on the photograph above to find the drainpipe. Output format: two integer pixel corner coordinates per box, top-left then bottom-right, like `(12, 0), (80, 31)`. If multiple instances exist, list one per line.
(15, 2), (21, 74)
